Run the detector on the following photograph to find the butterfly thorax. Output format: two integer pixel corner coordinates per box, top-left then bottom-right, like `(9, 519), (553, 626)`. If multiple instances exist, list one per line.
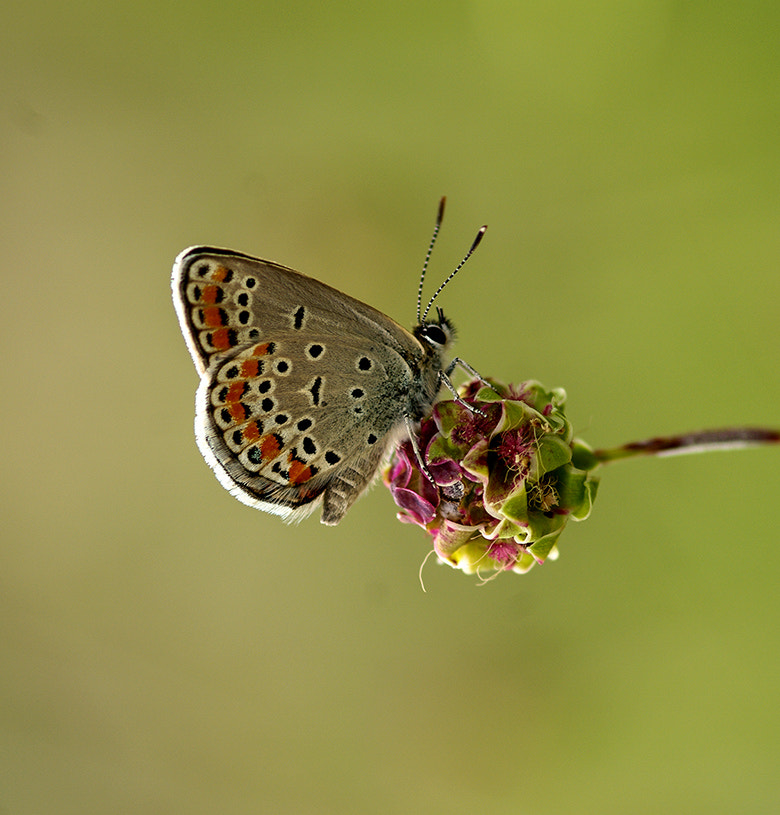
(407, 313), (454, 420)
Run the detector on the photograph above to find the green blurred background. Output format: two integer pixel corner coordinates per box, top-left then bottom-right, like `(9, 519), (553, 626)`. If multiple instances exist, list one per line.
(2, 1), (779, 812)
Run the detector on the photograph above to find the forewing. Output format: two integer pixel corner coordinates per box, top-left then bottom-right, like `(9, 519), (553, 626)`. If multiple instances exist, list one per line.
(172, 247), (418, 375)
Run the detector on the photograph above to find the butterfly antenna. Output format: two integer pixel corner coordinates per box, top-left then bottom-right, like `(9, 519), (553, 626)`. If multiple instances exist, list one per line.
(421, 223), (487, 322)
(416, 196), (447, 323)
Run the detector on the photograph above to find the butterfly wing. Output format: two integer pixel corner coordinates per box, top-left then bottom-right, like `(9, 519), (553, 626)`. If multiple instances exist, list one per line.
(172, 246), (428, 524)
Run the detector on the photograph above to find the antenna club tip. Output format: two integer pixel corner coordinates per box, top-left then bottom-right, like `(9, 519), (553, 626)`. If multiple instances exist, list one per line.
(471, 226), (487, 249)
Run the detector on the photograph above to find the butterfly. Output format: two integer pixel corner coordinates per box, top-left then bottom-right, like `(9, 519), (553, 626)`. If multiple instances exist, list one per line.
(171, 198), (486, 525)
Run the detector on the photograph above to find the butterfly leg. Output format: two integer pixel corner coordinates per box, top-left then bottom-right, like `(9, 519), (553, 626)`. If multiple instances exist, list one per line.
(445, 357), (491, 387)
(404, 413), (466, 499)
(404, 413), (437, 485)
(438, 362), (489, 417)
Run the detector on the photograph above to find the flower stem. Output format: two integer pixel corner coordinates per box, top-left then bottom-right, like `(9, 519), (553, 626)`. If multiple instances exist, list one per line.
(593, 427), (780, 464)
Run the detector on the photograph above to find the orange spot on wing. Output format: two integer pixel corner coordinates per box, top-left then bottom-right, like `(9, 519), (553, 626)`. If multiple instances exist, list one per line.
(210, 328), (233, 350)
(225, 383), (246, 402)
(241, 359), (260, 378)
(259, 434), (281, 460)
(252, 343), (272, 356)
(202, 306), (224, 328)
(243, 421), (261, 442)
(201, 284), (220, 304)
(228, 403), (247, 421)
(288, 459), (313, 484)
(212, 266), (230, 282)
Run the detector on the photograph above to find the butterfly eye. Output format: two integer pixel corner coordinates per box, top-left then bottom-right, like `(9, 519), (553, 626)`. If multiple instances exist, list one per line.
(420, 324), (448, 347)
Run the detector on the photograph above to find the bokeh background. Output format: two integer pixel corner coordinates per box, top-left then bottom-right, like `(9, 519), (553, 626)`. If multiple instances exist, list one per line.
(2, 2), (779, 812)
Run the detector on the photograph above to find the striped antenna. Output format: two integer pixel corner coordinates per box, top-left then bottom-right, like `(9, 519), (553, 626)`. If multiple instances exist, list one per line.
(416, 196), (447, 323)
(420, 222), (487, 323)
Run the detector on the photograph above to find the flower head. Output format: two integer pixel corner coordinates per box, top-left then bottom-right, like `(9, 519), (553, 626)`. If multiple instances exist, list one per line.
(384, 379), (599, 578)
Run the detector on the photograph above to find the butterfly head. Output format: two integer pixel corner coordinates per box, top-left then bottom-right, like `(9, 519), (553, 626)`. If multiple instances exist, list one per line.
(415, 306), (455, 353)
